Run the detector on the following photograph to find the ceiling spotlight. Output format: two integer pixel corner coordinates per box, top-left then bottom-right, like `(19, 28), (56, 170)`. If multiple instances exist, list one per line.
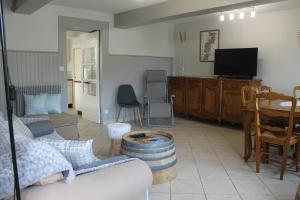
(250, 7), (256, 18)
(239, 11), (245, 19)
(220, 14), (225, 22)
(229, 13), (235, 20)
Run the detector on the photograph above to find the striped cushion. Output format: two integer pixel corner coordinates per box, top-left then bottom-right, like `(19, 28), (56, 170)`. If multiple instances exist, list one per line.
(35, 138), (95, 169)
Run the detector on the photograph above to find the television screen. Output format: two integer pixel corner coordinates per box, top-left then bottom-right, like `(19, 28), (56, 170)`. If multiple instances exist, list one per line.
(214, 48), (258, 77)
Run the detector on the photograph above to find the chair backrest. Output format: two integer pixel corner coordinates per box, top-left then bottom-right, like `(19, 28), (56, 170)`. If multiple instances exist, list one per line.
(255, 91), (296, 140)
(258, 85), (272, 93)
(117, 84), (138, 106)
(145, 70), (168, 103)
(293, 86), (300, 99)
(241, 86), (257, 107)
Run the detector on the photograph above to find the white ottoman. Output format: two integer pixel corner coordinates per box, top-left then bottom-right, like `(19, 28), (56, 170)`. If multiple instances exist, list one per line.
(107, 123), (131, 155)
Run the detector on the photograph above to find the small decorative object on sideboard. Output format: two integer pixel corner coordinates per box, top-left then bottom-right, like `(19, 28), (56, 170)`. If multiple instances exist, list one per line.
(200, 29), (220, 62)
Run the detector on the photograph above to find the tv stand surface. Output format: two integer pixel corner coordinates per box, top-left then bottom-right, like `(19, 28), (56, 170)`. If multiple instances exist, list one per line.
(218, 76), (253, 80)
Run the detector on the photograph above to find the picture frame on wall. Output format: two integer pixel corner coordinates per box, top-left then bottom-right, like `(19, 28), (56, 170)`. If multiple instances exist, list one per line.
(200, 29), (220, 62)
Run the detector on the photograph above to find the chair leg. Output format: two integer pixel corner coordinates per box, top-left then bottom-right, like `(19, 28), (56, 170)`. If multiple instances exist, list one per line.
(171, 105), (174, 126)
(280, 145), (289, 180)
(117, 107), (122, 122)
(133, 108), (137, 125)
(123, 108), (126, 122)
(263, 143), (269, 164)
(137, 107), (143, 127)
(256, 137), (261, 173)
(296, 142), (300, 172)
(144, 190), (149, 200)
(147, 104), (150, 126)
(110, 140), (116, 156)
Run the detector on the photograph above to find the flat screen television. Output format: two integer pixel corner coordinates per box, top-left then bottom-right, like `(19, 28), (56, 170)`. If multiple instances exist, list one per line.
(214, 48), (258, 78)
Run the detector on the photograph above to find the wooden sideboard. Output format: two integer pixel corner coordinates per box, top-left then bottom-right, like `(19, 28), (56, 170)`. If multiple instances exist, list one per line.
(169, 77), (261, 124)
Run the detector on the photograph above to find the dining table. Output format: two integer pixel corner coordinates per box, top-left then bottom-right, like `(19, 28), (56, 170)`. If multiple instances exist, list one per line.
(243, 99), (300, 162)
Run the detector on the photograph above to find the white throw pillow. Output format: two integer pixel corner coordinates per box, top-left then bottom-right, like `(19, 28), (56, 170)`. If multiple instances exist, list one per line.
(36, 138), (95, 169)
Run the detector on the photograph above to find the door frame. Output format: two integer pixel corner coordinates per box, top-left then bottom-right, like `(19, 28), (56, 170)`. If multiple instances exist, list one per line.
(58, 16), (109, 124)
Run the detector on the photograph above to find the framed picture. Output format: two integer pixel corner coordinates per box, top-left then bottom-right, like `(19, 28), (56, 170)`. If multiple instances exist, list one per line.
(200, 30), (220, 62)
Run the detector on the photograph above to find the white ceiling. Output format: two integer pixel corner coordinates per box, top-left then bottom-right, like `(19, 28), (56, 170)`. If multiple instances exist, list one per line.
(51, 0), (169, 14)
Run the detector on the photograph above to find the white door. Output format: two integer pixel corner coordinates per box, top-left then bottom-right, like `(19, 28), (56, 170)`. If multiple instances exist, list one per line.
(77, 31), (101, 123)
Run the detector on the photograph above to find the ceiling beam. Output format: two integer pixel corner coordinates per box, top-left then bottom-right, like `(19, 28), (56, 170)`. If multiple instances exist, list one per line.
(12, 0), (53, 14)
(114, 0), (286, 28)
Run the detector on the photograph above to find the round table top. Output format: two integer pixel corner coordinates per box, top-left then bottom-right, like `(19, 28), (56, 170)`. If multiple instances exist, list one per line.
(244, 99), (300, 120)
(122, 130), (173, 145)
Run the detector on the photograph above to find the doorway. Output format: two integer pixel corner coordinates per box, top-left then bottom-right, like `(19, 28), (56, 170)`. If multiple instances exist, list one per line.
(66, 31), (101, 123)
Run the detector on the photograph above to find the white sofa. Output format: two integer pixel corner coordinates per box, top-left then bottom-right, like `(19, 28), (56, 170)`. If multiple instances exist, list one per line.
(18, 159), (153, 200)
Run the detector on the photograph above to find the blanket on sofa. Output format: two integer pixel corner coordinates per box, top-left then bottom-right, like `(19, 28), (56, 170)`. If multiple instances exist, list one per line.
(74, 155), (137, 176)
(0, 122), (75, 199)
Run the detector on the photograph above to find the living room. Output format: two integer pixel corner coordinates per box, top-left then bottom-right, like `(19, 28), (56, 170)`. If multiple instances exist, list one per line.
(0, 0), (300, 200)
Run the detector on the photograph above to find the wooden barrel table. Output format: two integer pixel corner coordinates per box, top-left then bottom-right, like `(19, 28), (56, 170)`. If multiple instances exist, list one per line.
(120, 130), (177, 185)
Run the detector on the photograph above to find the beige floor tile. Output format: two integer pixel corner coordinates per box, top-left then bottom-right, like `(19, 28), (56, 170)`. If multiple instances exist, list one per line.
(262, 179), (298, 196)
(171, 194), (206, 200)
(150, 182), (170, 193)
(276, 194), (297, 200)
(232, 180), (272, 195)
(171, 179), (204, 194)
(149, 193), (170, 200)
(177, 165), (200, 180)
(75, 115), (298, 199)
(206, 194), (241, 200)
(197, 166), (229, 180)
(227, 169), (260, 181)
(240, 194), (276, 200)
(202, 179), (238, 195)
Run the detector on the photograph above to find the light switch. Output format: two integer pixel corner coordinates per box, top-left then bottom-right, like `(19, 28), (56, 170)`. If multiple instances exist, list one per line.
(59, 66), (65, 71)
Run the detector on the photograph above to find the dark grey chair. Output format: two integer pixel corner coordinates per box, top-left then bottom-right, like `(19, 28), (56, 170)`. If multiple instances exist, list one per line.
(143, 70), (174, 127)
(116, 84), (142, 126)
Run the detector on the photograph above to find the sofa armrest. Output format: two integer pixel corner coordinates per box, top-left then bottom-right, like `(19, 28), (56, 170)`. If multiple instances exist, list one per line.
(19, 159), (153, 200)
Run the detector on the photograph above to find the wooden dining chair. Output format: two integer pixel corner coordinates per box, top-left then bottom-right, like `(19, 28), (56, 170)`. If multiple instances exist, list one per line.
(258, 85), (272, 93)
(241, 86), (258, 153)
(293, 86), (300, 99)
(255, 92), (300, 180)
(241, 86), (257, 108)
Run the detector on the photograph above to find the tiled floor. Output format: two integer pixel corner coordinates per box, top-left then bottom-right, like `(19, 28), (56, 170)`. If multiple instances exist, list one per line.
(77, 116), (299, 200)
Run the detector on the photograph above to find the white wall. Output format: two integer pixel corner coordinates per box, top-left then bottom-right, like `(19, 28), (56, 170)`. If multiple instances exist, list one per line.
(174, 8), (300, 95)
(4, 2), (174, 57)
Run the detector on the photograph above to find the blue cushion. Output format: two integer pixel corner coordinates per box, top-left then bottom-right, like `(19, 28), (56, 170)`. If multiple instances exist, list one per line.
(46, 94), (62, 114)
(24, 94), (48, 116)
(26, 120), (54, 138)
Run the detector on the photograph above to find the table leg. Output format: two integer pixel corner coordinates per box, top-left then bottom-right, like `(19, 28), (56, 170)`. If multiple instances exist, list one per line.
(244, 111), (253, 162)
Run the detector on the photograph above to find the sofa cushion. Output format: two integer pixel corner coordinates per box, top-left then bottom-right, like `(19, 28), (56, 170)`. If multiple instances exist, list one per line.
(26, 120), (54, 138)
(45, 94), (62, 114)
(24, 94), (48, 116)
(48, 113), (78, 128)
(18, 159), (153, 200)
(36, 139), (95, 169)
